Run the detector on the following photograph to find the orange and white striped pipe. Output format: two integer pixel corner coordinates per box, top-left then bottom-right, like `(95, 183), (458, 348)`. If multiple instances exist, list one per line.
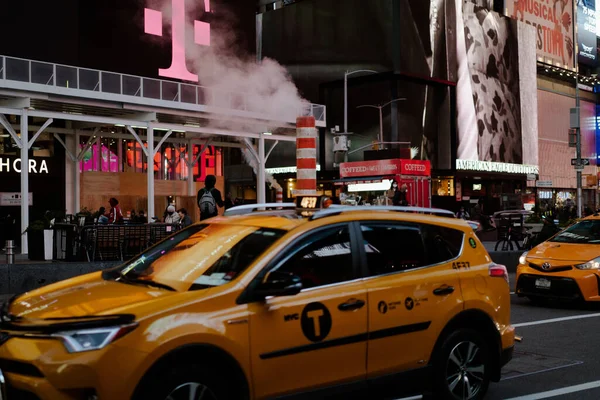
(276, 187), (283, 203)
(296, 116), (317, 196)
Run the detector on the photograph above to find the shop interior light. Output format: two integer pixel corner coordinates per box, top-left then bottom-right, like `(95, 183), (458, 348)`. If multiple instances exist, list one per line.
(114, 124), (125, 127)
(263, 132), (272, 135)
(348, 179), (392, 193)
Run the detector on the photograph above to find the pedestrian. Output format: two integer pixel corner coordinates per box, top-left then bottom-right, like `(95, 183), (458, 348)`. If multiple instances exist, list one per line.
(164, 205), (181, 224)
(197, 175), (224, 220)
(108, 198), (123, 224)
(177, 208), (193, 227)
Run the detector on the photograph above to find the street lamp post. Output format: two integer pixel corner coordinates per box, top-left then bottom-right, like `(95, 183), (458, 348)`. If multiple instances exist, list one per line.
(356, 98), (407, 145)
(344, 69), (378, 136)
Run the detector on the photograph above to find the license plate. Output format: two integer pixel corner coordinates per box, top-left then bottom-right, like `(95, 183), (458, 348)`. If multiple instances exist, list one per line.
(535, 278), (551, 289)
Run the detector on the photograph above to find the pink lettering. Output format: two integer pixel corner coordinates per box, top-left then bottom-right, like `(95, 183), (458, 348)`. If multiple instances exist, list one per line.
(144, 0), (211, 82)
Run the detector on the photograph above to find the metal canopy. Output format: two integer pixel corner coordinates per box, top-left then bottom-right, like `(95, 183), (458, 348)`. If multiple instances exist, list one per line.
(0, 55), (327, 255)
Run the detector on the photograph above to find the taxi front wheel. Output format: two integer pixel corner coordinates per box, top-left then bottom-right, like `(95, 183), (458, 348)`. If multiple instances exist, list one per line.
(431, 329), (490, 400)
(133, 362), (234, 400)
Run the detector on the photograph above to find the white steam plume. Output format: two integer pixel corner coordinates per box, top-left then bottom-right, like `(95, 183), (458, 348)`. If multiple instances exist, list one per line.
(146, 0), (304, 193)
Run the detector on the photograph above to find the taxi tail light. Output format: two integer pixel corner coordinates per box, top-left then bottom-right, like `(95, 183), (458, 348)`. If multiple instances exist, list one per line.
(489, 263), (509, 284)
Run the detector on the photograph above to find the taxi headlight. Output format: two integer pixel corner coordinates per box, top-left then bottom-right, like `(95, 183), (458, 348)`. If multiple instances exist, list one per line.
(53, 324), (137, 353)
(575, 257), (600, 270)
(519, 252), (528, 265)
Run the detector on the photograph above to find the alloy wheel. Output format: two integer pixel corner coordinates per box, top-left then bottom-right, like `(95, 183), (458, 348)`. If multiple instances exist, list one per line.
(165, 382), (218, 400)
(445, 340), (485, 399)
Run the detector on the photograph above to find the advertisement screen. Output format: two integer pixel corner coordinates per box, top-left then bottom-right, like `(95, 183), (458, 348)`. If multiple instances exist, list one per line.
(505, 0), (576, 70)
(456, 4), (539, 170)
(578, 0), (597, 65)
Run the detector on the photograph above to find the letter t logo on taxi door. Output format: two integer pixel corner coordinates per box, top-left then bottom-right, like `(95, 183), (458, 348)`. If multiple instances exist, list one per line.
(144, 0), (211, 82)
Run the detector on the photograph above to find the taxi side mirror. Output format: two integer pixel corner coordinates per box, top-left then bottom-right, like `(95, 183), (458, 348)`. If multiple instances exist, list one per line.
(255, 271), (303, 298)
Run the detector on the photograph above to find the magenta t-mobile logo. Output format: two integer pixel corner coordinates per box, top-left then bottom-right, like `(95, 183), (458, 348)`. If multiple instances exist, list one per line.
(144, 0), (211, 82)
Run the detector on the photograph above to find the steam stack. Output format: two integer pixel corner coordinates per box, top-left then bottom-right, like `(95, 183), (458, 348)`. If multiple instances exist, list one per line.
(295, 116), (318, 196)
(276, 187), (283, 203)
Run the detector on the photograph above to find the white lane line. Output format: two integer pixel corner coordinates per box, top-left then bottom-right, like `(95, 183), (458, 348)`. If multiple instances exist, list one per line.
(511, 291), (515, 294)
(504, 379), (600, 400)
(501, 361), (583, 381)
(513, 312), (600, 328)
(391, 397), (422, 400)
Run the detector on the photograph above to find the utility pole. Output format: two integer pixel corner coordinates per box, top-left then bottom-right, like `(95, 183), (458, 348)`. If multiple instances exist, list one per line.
(576, 77), (582, 219)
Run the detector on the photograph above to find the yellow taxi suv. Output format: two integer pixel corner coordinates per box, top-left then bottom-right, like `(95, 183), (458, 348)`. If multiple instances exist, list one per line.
(516, 215), (600, 303)
(0, 201), (513, 400)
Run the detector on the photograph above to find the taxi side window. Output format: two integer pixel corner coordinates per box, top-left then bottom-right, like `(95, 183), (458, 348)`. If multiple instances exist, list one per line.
(360, 223), (427, 276)
(276, 225), (354, 290)
(420, 224), (464, 265)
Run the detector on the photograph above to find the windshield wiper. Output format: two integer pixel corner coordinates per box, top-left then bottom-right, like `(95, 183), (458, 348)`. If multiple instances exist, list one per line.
(116, 275), (176, 292)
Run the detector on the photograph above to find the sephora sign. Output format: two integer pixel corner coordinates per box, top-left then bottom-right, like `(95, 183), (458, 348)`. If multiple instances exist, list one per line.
(0, 158), (49, 174)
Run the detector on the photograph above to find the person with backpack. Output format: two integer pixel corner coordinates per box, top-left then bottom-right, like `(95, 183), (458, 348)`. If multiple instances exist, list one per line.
(197, 175), (224, 220)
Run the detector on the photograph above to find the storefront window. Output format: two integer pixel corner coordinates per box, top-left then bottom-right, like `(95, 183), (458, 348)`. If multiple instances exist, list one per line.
(1, 127), (54, 157)
(432, 177), (454, 196)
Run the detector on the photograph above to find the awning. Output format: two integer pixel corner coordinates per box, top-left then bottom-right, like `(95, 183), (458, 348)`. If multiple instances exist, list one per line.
(333, 175), (394, 186)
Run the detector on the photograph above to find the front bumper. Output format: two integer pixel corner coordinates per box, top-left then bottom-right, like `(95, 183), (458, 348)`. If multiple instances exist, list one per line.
(516, 263), (600, 301)
(0, 335), (147, 400)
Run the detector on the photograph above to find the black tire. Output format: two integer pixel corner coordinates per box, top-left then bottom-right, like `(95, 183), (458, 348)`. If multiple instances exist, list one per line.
(432, 329), (491, 400)
(133, 362), (241, 400)
(494, 240), (513, 252)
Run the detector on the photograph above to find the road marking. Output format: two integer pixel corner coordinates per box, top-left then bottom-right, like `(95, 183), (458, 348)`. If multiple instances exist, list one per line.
(501, 361), (583, 381)
(392, 397), (422, 400)
(510, 291), (515, 294)
(504, 379), (600, 399)
(513, 312), (600, 328)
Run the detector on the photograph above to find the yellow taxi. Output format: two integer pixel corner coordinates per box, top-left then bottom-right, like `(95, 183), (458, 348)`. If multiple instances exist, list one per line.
(516, 215), (600, 303)
(0, 201), (514, 400)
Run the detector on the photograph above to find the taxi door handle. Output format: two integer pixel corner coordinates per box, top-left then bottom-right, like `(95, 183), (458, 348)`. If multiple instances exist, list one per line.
(433, 286), (455, 296)
(338, 299), (365, 311)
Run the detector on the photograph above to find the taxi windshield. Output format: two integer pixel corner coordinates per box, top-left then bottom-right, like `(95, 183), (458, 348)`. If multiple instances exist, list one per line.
(550, 220), (600, 244)
(110, 223), (285, 292)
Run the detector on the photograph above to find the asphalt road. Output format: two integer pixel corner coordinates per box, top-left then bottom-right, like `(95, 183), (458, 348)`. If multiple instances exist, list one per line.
(391, 272), (600, 400)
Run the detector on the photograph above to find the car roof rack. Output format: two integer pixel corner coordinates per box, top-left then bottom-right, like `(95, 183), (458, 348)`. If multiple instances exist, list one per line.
(223, 203), (297, 217)
(309, 205), (456, 221)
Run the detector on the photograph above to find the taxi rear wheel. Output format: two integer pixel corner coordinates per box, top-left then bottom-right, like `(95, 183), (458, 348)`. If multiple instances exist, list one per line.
(432, 329), (490, 400)
(134, 363), (233, 400)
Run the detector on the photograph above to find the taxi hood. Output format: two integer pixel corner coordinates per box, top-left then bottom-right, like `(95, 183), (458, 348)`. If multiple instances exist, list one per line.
(3, 274), (176, 326)
(528, 241), (600, 263)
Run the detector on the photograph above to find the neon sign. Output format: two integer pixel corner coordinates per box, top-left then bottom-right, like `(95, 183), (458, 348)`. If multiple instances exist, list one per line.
(144, 0), (211, 82)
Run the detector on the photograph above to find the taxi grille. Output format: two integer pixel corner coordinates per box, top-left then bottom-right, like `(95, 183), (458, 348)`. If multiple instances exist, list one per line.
(528, 263), (572, 273)
(516, 274), (583, 300)
(0, 360), (44, 378)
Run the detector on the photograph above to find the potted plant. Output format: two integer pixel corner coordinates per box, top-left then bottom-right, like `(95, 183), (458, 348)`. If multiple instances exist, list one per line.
(24, 210), (64, 261)
(24, 219), (49, 261)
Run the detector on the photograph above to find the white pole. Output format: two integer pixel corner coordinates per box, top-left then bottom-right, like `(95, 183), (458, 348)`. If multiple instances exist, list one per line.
(74, 130), (81, 214)
(187, 139), (195, 197)
(258, 133), (266, 203)
(147, 126), (155, 218)
(20, 110), (29, 255)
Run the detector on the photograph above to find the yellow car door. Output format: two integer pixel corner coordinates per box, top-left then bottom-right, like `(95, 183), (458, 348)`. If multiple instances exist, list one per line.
(357, 221), (464, 380)
(244, 223), (369, 399)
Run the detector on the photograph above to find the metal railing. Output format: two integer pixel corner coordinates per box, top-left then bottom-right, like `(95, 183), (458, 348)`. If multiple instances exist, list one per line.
(0, 55), (326, 125)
